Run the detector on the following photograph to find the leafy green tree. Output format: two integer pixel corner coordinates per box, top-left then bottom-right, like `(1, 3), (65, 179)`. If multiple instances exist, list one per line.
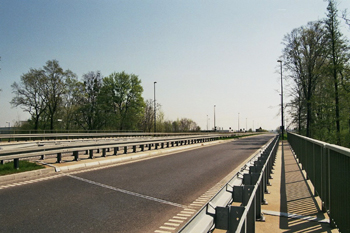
(102, 72), (145, 130)
(324, 0), (350, 145)
(74, 71), (104, 130)
(61, 76), (82, 130)
(41, 60), (75, 130)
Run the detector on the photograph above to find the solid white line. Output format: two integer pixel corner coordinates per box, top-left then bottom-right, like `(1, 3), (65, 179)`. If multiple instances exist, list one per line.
(66, 174), (187, 208)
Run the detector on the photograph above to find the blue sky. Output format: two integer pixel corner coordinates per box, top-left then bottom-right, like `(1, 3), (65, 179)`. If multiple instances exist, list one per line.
(1, 0), (350, 130)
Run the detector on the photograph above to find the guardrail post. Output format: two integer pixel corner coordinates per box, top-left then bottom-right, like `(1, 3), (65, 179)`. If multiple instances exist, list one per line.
(148, 144), (152, 150)
(57, 153), (62, 163)
(40, 155), (45, 160)
(167, 142), (170, 148)
(155, 143), (158, 150)
(14, 158), (19, 169)
(140, 145), (144, 151)
(124, 146), (128, 154)
(89, 150), (93, 159)
(133, 145), (137, 153)
(215, 206), (246, 233)
(229, 206), (246, 233)
(244, 185), (256, 232)
(113, 147), (119, 155)
(0, 160), (4, 165)
(215, 206), (230, 230)
(161, 142), (164, 149)
(73, 151), (79, 161)
(102, 148), (107, 157)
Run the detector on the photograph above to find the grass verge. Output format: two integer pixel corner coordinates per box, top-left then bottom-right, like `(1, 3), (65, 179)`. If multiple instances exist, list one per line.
(0, 161), (44, 176)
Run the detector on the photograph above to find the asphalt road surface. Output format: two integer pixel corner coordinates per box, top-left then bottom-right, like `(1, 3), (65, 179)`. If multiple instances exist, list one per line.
(0, 134), (274, 233)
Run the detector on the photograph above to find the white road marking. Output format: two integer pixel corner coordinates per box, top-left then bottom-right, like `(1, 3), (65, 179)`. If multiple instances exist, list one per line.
(65, 174), (187, 208)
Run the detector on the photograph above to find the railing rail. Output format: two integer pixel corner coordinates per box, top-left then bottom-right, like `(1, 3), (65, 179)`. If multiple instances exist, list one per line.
(287, 132), (350, 233)
(179, 135), (279, 233)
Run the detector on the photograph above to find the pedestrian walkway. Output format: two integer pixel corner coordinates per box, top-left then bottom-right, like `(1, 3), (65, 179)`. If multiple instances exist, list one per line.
(256, 141), (338, 233)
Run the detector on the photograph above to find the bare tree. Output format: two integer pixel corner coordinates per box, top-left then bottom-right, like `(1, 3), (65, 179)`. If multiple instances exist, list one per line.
(282, 21), (328, 137)
(11, 69), (46, 130)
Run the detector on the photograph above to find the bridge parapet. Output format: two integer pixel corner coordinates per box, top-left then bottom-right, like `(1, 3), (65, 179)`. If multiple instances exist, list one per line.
(288, 132), (350, 233)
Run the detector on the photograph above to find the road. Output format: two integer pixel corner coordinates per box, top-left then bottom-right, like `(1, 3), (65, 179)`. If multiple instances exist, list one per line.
(0, 134), (274, 233)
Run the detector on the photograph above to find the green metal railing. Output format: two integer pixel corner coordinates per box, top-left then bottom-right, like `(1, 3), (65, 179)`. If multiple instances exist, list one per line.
(288, 132), (350, 233)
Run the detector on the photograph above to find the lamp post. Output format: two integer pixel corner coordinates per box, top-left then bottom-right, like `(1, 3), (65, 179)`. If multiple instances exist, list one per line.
(207, 115), (208, 131)
(154, 81), (157, 133)
(277, 60), (284, 140)
(214, 105), (216, 131)
(238, 113), (240, 132)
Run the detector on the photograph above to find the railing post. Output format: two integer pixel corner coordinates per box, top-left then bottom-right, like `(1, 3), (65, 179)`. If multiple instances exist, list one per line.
(14, 158), (19, 169)
(73, 151), (79, 161)
(113, 147), (119, 155)
(57, 153), (62, 163)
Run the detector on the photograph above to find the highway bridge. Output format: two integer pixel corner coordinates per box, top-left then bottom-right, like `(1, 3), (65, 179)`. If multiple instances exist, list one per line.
(0, 133), (274, 232)
(1, 132), (348, 233)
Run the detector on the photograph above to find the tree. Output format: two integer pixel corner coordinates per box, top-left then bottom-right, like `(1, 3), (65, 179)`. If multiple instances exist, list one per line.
(324, 0), (350, 144)
(282, 21), (328, 137)
(61, 76), (82, 130)
(74, 71), (104, 130)
(11, 68), (46, 130)
(102, 71), (145, 130)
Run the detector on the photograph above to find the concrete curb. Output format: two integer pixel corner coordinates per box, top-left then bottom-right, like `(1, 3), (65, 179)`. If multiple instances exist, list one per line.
(0, 167), (56, 185)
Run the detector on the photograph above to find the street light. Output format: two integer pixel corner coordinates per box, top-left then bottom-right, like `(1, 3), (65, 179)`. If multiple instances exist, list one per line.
(277, 60), (284, 140)
(214, 105), (216, 131)
(207, 115), (208, 131)
(154, 81), (157, 133)
(238, 113), (240, 132)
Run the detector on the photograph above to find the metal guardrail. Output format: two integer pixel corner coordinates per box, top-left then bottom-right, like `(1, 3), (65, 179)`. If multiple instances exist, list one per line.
(288, 132), (350, 233)
(0, 132), (259, 142)
(0, 135), (225, 169)
(0, 132), (204, 141)
(179, 135), (279, 233)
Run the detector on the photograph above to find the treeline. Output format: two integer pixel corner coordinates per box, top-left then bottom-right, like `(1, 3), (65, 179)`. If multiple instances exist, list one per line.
(11, 60), (200, 132)
(282, 0), (350, 146)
